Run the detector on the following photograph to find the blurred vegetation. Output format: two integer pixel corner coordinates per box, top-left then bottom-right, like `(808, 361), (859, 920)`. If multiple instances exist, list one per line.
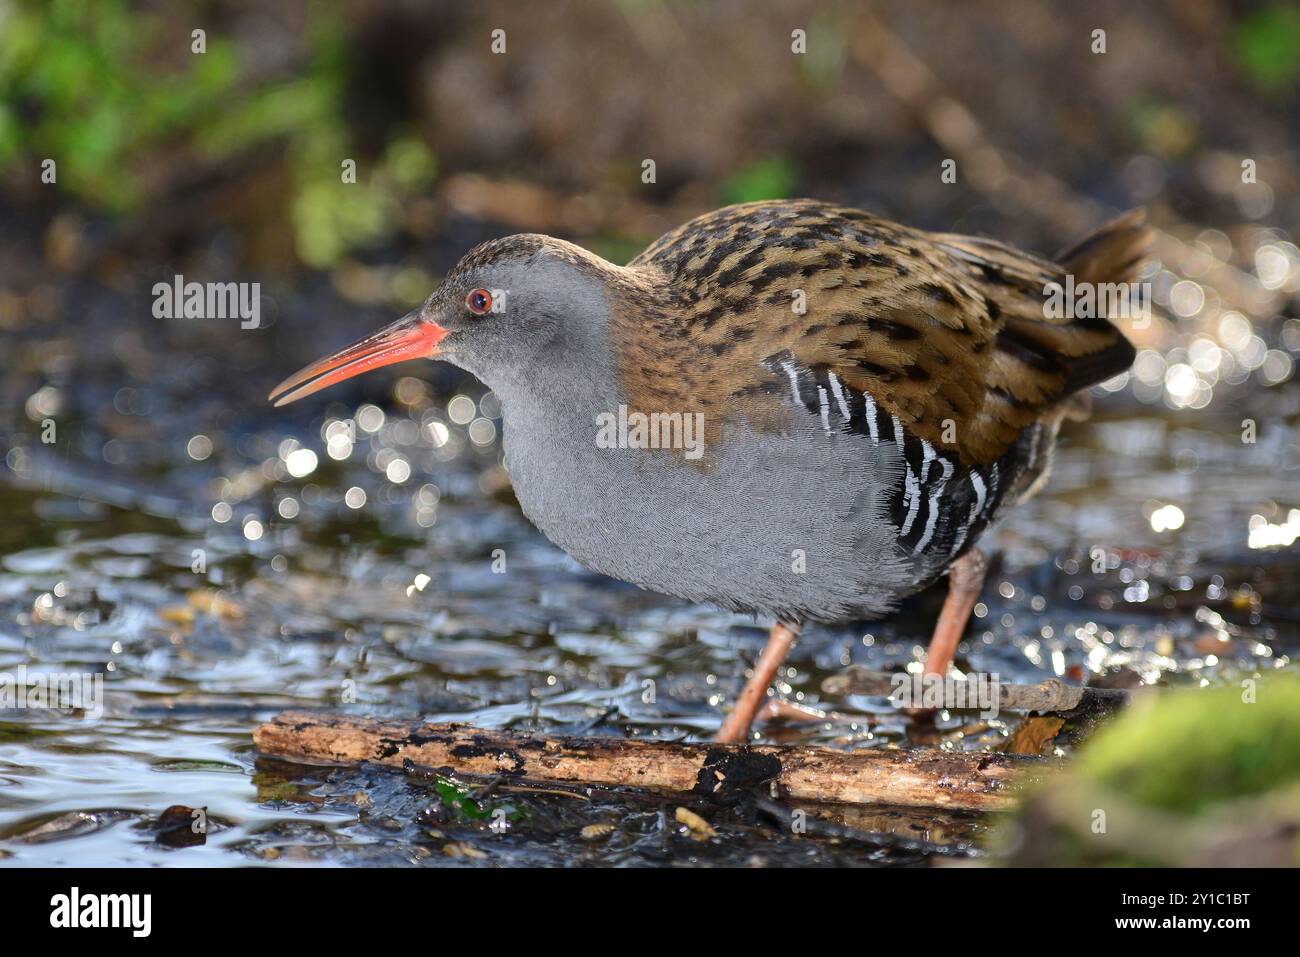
(997, 677), (1300, 866)
(1234, 4), (1300, 92)
(0, 0), (1296, 284)
(1081, 678), (1300, 813)
(721, 156), (801, 206)
(0, 0), (436, 266)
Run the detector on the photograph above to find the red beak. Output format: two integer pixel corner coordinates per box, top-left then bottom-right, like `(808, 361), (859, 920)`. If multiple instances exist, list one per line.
(268, 311), (448, 407)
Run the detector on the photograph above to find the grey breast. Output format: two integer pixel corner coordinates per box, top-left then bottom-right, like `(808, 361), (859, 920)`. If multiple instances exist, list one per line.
(495, 367), (945, 624)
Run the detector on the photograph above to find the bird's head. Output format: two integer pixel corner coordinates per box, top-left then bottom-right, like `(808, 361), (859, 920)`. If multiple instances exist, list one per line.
(269, 234), (625, 407)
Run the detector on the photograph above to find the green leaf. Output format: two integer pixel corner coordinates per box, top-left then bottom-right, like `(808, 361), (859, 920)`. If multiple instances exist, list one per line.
(429, 775), (525, 824)
(431, 775), (492, 820)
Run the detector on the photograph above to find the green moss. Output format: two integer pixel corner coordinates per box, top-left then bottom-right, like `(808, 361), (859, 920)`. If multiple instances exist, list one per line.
(1077, 676), (1300, 815)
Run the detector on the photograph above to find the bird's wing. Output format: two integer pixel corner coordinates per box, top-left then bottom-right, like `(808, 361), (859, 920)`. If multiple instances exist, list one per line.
(624, 200), (1148, 467)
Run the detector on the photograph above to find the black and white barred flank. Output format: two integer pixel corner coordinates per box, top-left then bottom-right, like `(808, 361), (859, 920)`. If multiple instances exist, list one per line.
(765, 351), (1045, 565)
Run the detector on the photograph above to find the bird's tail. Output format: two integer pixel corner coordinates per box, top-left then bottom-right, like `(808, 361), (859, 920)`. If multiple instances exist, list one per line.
(1055, 208), (1155, 288)
(988, 210), (1153, 398)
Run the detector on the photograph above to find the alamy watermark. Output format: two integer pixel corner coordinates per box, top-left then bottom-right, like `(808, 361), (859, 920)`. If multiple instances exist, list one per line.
(1043, 275), (1150, 326)
(50, 887), (150, 937)
(153, 274), (260, 329)
(596, 405), (705, 460)
(1, 666), (104, 720)
(889, 671), (1001, 718)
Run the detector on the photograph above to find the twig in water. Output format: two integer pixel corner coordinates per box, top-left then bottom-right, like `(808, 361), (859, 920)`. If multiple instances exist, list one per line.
(821, 666), (1132, 716)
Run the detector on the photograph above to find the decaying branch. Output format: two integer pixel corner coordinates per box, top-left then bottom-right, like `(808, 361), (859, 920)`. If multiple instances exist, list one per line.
(821, 666), (1132, 714)
(254, 710), (1050, 811)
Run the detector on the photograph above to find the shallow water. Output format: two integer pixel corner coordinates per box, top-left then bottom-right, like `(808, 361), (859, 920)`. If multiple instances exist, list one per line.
(2, 261), (1297, 867)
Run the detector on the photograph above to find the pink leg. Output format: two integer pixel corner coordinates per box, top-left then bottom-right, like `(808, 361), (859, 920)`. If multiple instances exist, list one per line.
(716, 621), (800, 743)
(924, 549), (988, 676)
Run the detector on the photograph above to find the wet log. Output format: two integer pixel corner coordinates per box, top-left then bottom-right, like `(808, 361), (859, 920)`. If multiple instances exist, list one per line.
(821, 666), (1132, 715)
(254, 710), (1050, 811)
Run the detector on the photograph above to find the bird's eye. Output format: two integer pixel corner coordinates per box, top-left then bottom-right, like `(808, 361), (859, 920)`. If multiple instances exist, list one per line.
(465, 288), (493, 315)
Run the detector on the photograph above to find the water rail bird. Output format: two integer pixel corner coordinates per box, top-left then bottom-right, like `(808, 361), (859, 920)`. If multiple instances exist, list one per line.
(270, 199), (1151, 742)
